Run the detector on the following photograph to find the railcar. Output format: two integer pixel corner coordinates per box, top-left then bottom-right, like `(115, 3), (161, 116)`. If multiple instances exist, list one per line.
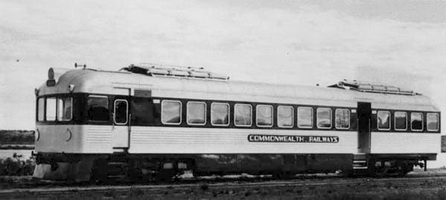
(33, 64), (441, 182)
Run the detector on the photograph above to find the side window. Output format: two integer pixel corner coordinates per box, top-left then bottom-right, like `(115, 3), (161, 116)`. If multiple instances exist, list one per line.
(37, 98), (45, 121)
(411, 112), (423, 131)
(235, 104), (252, 127)
(377, 111), (391, 130)
(256, 105), (273, 127)
(211, 103), (229, 126)
(278, 106), (294, 128)
(394, 111), (407, 131)
(114, 100), (128, 124)
(131, 98), (156, 126)
(87, 95), (110, 122)
(161, 100), (182, 125)
(317, 108), (332, 129)
(335, 109), (350, 129)
(298, 107), (313, 128)
(427, 113), (439, 131)
(57, 97), (73, 121)
(187, 101), (206, 125)
(46, 97), (57, 121)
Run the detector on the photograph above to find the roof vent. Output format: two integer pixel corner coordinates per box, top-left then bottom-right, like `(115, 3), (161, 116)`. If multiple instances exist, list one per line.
(122, 63), (230, 80)
(328, 79), (421, 96)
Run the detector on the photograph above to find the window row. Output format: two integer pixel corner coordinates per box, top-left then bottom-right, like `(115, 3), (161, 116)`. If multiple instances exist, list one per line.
(376, 111), (439, 132)
(161, 100), (351, 129)
(37, 97), (73, 122)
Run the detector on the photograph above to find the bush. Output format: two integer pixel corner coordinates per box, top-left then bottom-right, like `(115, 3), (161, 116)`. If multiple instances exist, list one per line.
(0, 154), (36, 176)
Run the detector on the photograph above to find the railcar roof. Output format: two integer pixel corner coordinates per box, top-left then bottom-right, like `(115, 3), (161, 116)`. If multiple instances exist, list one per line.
(38, 68), (439, 111)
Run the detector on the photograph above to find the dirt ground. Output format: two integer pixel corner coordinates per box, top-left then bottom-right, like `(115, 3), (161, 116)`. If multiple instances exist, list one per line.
(2, 169), (446, 199)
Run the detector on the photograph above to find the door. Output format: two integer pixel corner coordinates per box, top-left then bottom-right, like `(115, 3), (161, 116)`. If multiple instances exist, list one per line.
(357, 102), (371, 153)
(112, 88), (131, 150)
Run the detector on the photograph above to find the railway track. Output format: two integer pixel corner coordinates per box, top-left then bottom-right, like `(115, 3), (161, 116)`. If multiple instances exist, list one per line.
(2, 171), (446, 199)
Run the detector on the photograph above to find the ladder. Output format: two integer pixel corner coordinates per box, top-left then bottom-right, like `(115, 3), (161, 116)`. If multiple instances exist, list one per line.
(353, 153), (368, 170)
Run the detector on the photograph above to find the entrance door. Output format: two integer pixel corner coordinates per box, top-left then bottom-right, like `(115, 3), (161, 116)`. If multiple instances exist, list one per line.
(357, 102), (371, 153)
(112, 88), (131, 150)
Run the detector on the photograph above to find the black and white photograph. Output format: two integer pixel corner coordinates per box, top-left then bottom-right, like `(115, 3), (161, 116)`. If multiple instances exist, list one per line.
(1, 0), (446, 199)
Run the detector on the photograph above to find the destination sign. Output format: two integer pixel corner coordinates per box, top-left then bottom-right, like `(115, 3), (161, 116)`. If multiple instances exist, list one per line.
(248, 134), (339, 143)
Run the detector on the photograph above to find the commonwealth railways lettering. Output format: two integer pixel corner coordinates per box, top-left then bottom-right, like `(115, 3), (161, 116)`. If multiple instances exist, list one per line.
(248, 134), (339, 143)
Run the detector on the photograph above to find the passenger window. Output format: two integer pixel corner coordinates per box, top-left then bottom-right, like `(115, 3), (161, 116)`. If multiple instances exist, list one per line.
(377, 111), (391, 130)
(131, 98), (156, 125)
(394, 111), (407, 131)
(335, 109), (350, 129)
(57, 97), (73, 121)
(235, 104), (252, 126)
(317, 108), (332, 129)
(46, 97), (57, 121)
(298, 107), (313, 128)
(427, 113), (439, 131)
(211, 103), (229, 126)
(278, 106), (294, 128)
(87, 95), (110, 122)
(161, 100), (182, 125)
(256, 105), (273, 127)
(37, 98), (45, 121)
(187, 101), (206, 125)
(114, 100), (128, 124)
(411, 112), (423, 131)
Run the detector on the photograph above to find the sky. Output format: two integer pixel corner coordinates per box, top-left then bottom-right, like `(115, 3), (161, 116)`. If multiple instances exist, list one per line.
(1, 0), (446, 164)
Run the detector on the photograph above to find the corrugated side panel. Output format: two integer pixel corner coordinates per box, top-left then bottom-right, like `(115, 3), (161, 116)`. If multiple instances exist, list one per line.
(35, 125), (114, 154)
(129, 127), (356, 154)
(371, 132), (440, 154)
(83, 125), (113, 153)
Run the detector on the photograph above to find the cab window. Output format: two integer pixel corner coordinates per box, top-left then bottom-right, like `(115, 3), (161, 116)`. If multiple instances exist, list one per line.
(46, 97), (57, 121)
(57, 97), (73, 121)
(37, 98), (45, 121)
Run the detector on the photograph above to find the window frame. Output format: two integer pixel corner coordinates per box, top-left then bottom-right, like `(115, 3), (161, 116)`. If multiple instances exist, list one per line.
(161, 100), (182, 125)
(210, 102), (230, 126)
(86, 95), (110, 122)
(277, 106), (294, 128)
(410, 112), (424, 132)
(394, 111), (408, 131)
(317, 108), (332, 129)
(45, 97), (57, 121)
(186, 101), (207, 126)
(57, 97), (73, 122)
(335, 108), (350, 130)
(427, 113), (440, 132)
(37, 97), (45, 122)
(377, 110), (391, 131)
(298, 107), (313, 129)
(113, 99), (129, 125)
(234, 103), (252, 127)
(256, 104), (274, 127)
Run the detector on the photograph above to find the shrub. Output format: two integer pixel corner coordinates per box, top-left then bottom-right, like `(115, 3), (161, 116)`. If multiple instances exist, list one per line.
(0, 154), (36, 176)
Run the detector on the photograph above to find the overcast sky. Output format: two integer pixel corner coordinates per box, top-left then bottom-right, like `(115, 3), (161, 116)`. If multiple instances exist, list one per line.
(1, 0), (446, 132)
